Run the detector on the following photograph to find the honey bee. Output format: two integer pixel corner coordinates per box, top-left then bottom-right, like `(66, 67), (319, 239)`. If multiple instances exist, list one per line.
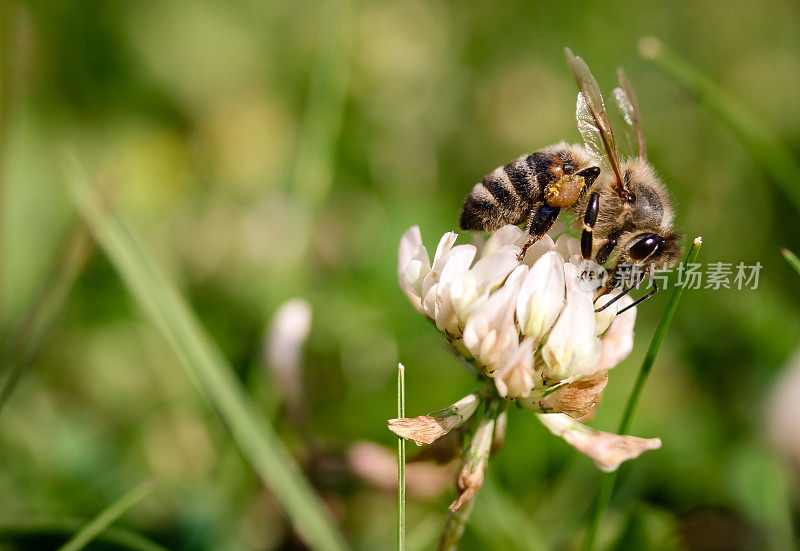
(458, 49), (681, 312)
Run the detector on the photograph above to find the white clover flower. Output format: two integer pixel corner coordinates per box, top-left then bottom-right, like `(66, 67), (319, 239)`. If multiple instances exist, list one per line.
(394, 224), (659, 478)
(541, 263), (603, 382)
(516, 251), (565, 343)
(481, 224), (525, 256)
(398, 226), (429, 315)
(397, 225), (637, 392)
(451, 246), (519, 333)
(591, 295), (637, 373)
(462, 265), (527, 371)
(495, 337), (538, 399)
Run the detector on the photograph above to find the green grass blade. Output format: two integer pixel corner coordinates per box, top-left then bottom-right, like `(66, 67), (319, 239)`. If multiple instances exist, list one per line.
(639, 37), (800, 214)
(617, 236), (703, 435)
(0, 516), (169, 551)
(397, 363), (406, 551)
(782, 248), (800, 277)
(0, 224), (93, 416)
(0, 2), (19, 296)
(290, 0), (351, 210)
(580, 471), (617, 551)
(56, 480), (156, 551)
(581, 236), (703, 551)
(64, 156), (349, 551)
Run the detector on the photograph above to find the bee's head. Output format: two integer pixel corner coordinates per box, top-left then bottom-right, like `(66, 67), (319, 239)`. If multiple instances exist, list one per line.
(608, 229), (682, 287)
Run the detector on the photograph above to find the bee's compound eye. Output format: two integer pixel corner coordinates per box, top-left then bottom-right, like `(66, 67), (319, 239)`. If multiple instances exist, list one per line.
(628, 233), (665, 261)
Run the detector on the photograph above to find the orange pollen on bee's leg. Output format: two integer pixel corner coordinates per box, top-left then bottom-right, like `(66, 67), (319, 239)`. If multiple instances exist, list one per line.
(545, 177), (582, 207)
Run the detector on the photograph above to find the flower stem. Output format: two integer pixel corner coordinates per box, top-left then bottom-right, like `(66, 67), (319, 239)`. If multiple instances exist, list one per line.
(438, 499), (476, 551)
(397, 363), (406, 551)
(581, 236), (703, 551)
(438, 399), (500, 551)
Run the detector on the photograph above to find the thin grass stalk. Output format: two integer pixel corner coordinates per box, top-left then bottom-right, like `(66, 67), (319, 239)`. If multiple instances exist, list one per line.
(782, 248), (800, 277)
(56, 480), (155, 551)
(0, 516), (169, 551)
(398, 363), (406, 551)
(617, 237), (703, 434)
(639, 37), (800, 214)
(581, 236), (703, 551)
(64, 156), (350, 551)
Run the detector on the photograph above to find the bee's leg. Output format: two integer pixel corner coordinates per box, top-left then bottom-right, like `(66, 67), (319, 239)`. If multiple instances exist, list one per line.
(595, 234), (619, 265)
(576, 166), (601, 199)
(617, 279), (658, 315)
(581, 192), (600, 259)
(518, 204), (561, 261)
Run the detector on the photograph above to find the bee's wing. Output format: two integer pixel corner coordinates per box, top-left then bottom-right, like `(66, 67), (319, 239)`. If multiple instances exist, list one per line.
(610, 87), (638, 161)
(613, 68), (647, 160)
(565, 48), (630, 199)
(576, 91), (607, 164)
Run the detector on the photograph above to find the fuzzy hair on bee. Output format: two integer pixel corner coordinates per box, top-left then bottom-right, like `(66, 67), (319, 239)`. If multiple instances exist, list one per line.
(572, 158), (681, 270)
(459, 142), (601, 244)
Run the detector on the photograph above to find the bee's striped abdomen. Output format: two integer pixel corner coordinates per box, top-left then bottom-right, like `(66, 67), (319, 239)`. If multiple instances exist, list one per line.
(505, 156), (537, 199)
(459, 154), (544, 232)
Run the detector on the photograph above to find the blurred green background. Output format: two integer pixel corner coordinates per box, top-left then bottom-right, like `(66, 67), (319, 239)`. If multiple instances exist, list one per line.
(1, 0), (799, 549)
